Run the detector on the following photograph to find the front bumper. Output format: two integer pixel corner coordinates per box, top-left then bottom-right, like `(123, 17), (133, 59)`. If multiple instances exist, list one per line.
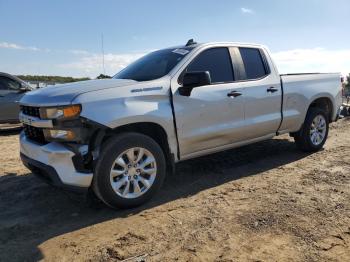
(20, 132), (93, 191)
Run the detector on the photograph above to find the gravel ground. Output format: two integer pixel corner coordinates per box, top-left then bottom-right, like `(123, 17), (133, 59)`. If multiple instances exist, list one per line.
(0, 119), (349, 261)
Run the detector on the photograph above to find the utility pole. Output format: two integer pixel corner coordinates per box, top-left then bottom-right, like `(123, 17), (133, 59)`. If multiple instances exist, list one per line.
(101, 33), (106, 75)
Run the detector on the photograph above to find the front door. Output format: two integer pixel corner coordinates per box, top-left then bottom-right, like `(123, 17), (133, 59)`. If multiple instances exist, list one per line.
(171, 47), (245, 158)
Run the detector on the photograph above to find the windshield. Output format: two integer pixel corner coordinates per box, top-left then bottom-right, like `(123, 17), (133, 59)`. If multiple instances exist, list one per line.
(113, 47), (194, 81)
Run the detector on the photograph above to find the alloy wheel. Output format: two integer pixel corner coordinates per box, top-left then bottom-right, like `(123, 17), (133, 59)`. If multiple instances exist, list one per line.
(109, 147), (157, 199)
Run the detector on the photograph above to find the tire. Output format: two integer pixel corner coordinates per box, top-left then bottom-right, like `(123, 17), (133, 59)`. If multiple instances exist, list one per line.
(294, 107), (329, 152)
(92, 132), (166, 209)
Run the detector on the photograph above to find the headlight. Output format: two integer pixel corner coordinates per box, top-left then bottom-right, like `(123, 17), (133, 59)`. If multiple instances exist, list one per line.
(43, 129), (76, 141)
(40, 105), (81, 119)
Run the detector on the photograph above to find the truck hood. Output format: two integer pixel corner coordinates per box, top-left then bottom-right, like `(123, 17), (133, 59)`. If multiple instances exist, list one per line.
(20, 79), (137, 106)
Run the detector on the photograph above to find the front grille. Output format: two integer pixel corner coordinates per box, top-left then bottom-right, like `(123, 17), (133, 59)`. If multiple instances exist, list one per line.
(23, 124), (46, 144)
(20, 105), (41, 118)
(20, 106), (47, 144)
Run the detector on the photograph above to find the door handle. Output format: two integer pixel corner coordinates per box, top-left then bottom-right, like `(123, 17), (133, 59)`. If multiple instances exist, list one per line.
(267, 87), (278, 93)
(227, 91), (242, 98)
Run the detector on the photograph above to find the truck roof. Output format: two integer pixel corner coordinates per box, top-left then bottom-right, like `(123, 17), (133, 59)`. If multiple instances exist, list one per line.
(170, 41), (266, 51)
(179, 42), (264, 47)
(196, 42), (264, 48)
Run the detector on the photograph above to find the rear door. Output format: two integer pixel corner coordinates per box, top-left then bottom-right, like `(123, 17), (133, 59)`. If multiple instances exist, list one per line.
(234, 47), (282, 139)
(171, 47), (246, 158)
(0, 76), (24, 122)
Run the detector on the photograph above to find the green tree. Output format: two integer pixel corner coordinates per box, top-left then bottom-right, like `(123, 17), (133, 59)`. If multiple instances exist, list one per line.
(96, 74), (112, 79)
(17, 75), (90, 83)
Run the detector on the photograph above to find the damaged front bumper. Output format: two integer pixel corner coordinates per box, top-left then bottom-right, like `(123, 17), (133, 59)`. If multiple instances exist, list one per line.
(20, 132), (93, 192)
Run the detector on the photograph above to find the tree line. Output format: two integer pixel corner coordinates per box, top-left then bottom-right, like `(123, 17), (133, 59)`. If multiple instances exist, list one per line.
(16, 74), (112, 84)
(17, 75), (91, 83)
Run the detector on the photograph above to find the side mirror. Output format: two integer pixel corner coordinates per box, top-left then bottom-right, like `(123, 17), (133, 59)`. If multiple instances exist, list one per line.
(179, 71), (211, 96)
(18, 84), (30, 93)
(18, 87), (27, 93)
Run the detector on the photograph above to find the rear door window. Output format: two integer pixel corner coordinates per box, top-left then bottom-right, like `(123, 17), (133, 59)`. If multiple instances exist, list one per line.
(239, 48), (268, 80)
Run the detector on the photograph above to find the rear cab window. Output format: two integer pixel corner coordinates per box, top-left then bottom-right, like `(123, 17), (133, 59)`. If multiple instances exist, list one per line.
(239, 47), (269, 80)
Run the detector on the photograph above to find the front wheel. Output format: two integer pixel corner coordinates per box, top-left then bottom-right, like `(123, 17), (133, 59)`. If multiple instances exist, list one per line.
(93, 133), (166, 209)
(294, 108), (329, 152)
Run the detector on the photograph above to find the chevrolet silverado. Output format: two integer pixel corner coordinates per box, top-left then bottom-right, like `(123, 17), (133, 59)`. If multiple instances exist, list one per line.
(19, 40), (342, 208)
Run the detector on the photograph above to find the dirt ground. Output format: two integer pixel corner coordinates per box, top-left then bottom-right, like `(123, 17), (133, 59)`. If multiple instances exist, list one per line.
(1, 119), (350, 262)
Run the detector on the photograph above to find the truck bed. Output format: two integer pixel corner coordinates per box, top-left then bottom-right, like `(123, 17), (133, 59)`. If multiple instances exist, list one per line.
(278, 73), (342, 134)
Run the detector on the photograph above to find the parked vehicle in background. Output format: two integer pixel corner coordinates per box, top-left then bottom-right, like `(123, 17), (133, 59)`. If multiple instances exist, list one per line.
(19, 41), (343, 209)
(0, 72), (32, 123)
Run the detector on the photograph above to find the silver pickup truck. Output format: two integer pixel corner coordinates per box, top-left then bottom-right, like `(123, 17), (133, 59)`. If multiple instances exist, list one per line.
(19, 41), (342, 208)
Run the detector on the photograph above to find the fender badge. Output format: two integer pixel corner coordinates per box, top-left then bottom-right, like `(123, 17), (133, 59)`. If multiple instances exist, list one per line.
(131, 87), (163, 93)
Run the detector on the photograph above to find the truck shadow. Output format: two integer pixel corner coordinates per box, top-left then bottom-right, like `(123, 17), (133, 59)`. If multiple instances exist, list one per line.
(0, 137), (312, 261)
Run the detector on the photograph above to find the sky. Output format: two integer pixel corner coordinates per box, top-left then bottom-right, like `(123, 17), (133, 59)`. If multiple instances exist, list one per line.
(0, 0), (349, 78)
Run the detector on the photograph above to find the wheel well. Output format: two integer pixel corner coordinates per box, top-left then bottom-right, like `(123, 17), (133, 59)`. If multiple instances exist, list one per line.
(102, 122), (174, 171)
(309, 97), (333, 122)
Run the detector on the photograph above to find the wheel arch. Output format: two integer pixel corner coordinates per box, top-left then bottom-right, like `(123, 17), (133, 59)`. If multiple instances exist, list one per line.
(308, 96), (334, 122)
(99, 121), (176, 174)
(290, 96), (334, 137)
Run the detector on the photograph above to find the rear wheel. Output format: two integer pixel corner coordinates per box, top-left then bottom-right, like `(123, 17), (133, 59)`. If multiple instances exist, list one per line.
(93, 132), (166, 209)
(294, 108), (329, 152)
